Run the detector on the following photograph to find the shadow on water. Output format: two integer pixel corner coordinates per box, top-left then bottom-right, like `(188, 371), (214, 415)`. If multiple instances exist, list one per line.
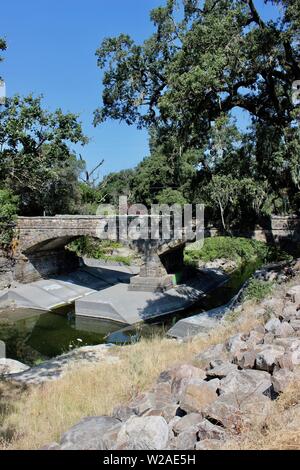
(0, 261), (261, 364)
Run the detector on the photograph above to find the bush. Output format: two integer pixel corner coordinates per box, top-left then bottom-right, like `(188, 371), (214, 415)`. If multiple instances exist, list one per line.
(242, 278), (274, 302)
(185, 236), (290, 267)
(67, 236), (132, 265)
(0, 189), (19, 248)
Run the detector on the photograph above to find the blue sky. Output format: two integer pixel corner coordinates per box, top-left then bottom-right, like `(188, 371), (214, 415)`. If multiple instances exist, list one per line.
(1, 0), (279, 177)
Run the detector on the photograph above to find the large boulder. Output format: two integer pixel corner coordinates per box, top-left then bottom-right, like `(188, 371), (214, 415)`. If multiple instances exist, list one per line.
(180, 379), (218, 414)
(225, 334), (248, 356)
(219, 369), (272, 396)
(280, 305), (298, 322)
(116, 382), (176, 422)
(0, 358), (30, 375)
(233, 349), (256, 369)
(274, 322), (295, 338)
(290, 320), (300, 332)
(196, 439), (225, 450)
(255, 345), (285, 373)
(115, 416), (169, 450)
(194, 343), (227, 370)
(158, 364), (206, 401)
(206, 362), (238, 379)
(272, 368), (300, 393)
(203, 392), (272, 430)
(286, 286), (300, 305)
(197, 419), (227, 441)
(260, 298), (284, 317)
(246, 330), (265, 348)
(169, 431), (198, 450)
(60, 416), (121, 450)
(172, 413), (202, 435)
(264, 318), (281, 334)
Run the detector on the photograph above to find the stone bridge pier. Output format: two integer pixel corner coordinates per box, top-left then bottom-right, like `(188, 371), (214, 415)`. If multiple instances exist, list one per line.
(13, 216), (187, 291)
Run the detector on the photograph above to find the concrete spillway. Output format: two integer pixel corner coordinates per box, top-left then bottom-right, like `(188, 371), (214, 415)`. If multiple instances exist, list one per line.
(75, 268), (228, 325)
(0, 262), (228, 326)
(0, 264), (139, 311)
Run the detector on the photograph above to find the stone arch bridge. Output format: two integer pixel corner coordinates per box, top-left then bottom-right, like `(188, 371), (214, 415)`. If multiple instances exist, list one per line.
(11, 214), (300, 288)
(13, 216), (190, 289)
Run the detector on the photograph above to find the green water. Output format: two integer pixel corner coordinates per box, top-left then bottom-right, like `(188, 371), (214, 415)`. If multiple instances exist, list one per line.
(0, 261), (261, 365)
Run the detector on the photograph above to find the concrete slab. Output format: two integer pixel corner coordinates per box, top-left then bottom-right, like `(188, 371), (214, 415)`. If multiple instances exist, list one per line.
(34, 279), (86, 303)
(166, 303), (231, 339)
(5, 284), (66, 310)
(75, 269), (228, 325)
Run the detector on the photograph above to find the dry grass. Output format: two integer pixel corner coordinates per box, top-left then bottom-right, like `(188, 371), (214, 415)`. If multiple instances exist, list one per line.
(0, 311), (259, 450)
(225, 380), (300, 450)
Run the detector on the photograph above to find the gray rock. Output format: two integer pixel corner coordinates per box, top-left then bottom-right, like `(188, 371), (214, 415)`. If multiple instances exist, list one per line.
(195, 439), (225, 450)
(172, 431), (198, 450)
(219, 369), (272, 396)
(290, 320), (300, 332)
(261, 298), (284, 316)
(280, 305), (298, 322)
(112, 405), (136, 422)
(277, 353), (295, 371)
(203, 392), (272, 430)
(206, 362), (237, 379)
(225, 334), (247, 355)
(255, 345), (285, 373)
(233, 349), (256, 369)
(264, 318), (281, 334)
(158, 364), (206, 400)
(263, 332), (275, 344)
(180, 379), (218, 414)
(286, 286), (300, 304)
(197, 419), (226, 441)
(272, 368), (299, 393)
(60, 416), (121, 450)
(122, 382), (175, 419)
(173, 413), (202, 434)
(246, 330), (265, 347)
(194, 343), (227, 370)
(0, 358), (30, 375)
(274, 322), (295, 338)
(116, 416), (169, 450)
(273, 337), (300, 351)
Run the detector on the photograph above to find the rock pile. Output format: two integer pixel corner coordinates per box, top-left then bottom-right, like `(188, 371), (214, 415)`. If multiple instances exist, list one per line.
(44, 284), (300, 450)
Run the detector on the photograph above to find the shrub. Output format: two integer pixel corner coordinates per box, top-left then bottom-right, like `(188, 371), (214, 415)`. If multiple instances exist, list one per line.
(67, 236), (132, 265)
(185, 236), (290, 267)
(242, 278), (274, 302)
(0, 189), (19, 248)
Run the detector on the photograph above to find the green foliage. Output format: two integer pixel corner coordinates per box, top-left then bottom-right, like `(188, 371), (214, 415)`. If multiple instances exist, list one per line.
(185, 237), (290, 267)
(156, 188), (187, 205)
(202, 175), (272, 231)
(0, 37), (6, 69)
(95, 0), (300, 219)
(243, 278), (274, 302)
(0, 189), (18, 248)
(0, 95), (88, 216)
(68, 237), (132, 265)
(96, 1), (299, 134)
